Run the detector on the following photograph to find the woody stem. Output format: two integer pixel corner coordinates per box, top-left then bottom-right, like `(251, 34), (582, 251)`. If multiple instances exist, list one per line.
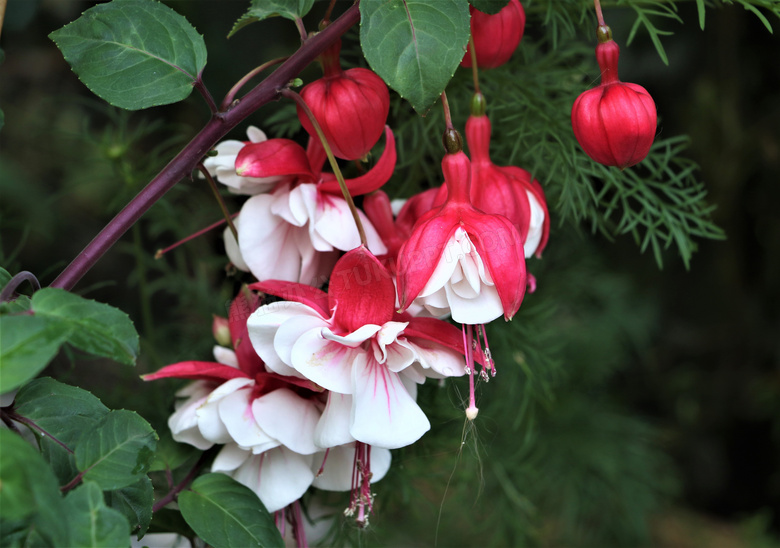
(281, 88), (368, 248)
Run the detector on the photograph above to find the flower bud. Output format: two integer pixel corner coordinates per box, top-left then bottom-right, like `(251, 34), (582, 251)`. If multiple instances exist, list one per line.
(461, 0), (526, 69)
(571, 31), (657, 169)
(297, 39), (390, 161)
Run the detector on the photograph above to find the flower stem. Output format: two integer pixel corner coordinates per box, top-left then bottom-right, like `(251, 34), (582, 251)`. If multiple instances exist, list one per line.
(468, 35), (481, 94)
(155, 214), (237, 259)
(281, 88), (368, 248)
(593, 0), (606, 27)
(49, 4), (360, 291)
(194, 73), (218, 115)
(197, 163), (239, 243)
(220, 57), (288, 112)
(441, 90), (454, 131)
(152, 450), (211, 513)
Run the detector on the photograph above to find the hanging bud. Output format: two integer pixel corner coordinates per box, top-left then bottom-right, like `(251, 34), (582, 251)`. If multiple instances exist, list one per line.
(297, 39), (390, 161)
(461, 0), (526, 69)
(571, 26), (657, 169)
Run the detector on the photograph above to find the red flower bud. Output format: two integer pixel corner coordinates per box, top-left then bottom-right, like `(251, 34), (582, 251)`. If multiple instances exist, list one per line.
(571, 35), (657, 169)
(461, 0), (526, 69)
(297, 39), (390, 161)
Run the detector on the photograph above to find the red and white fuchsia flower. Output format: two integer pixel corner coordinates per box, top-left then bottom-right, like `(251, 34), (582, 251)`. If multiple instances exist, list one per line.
(465, 96), (550, 260)
(229, 129), (395, 285)
(297, 39), (390, 161)
(571, 25), (657, 169)
(247, 247), (467, 450)
(461, 0), (526, 69)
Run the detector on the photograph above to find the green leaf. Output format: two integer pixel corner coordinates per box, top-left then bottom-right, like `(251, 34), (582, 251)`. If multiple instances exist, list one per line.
(0, 316), (72, 394)
(48, 0), (207, 110)
(360, 0), (471, 114)
(106, 476), (154, 539)
(229, 0), (315, 37)
(470, 0), (511, 15)
(0, 429), (71, 546)
(75, 409), (158, 491)
(65, 481), (130, 548)
(695, 0), (706, 29)
(14, 378), (109, 484)
(179, 473), (284, 548)
(32, 288), (139, 366)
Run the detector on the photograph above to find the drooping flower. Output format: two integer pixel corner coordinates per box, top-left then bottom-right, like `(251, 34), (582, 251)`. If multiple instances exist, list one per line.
(230, 128), (395, 286)
(396, 134), (528, 419)
(465, 95), (550, 259)
(461, 0), (526, 69)
(571, 25), (657, 169)
(297, 38), (390, 161)
(247, 246), (468, 450)
(202, 126), (282, 195)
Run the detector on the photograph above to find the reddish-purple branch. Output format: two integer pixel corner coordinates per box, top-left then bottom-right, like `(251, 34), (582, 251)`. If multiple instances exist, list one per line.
(50, 3), (360, 291)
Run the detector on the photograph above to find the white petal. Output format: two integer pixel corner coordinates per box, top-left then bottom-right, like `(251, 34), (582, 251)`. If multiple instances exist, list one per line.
(252, 389), (321, 455)
(218, 388), (279, 451)
(312, 196), (363, 252)
(524, 189), (545, 258)
(314, 392), (355, 449)
(211, 443), (251, 472)
(445, 281), (503, 324)
(349, 353), (430, 449)
(247, 301), (322, 378)
(196, 378), (253, 444)
(290, 329), (356, 394)
(223, 225), (249, 272)
(168, 382), (213, 450)
(212, 346), (239, 368)
(245, 126), (267, 143)
(405, 338), (466, 378)
(321, 324), (381, 347)
(228, 447), (315, 512)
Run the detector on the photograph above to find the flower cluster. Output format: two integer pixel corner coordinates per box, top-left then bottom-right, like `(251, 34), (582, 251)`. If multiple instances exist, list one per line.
(142, 5), (622, 542)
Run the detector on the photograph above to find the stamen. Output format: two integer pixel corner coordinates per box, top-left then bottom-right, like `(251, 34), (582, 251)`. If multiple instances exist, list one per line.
(291, 500), (308, 548)
(315, 448), (331, 477)
(462, 324), (479, 420)
(345, 442), (375, 528)
(275, 507), (286, 538)
(479, 324), (497, 377)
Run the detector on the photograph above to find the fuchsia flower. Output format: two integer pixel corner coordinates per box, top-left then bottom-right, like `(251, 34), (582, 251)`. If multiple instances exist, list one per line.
(461, 0), (526, 69)
(396, 139), (528, 419)
(202, 126), (281, 195)
(571, 27), (657, 169)
(297, 38), (390, 161)
(465, 104), (550, 259)
(229, 128), (395, 285)
(247, 246), (468, 450)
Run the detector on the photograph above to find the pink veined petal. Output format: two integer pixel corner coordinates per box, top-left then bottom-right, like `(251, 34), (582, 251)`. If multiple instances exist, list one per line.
(275, 311), (333, 367)
(289, 329), (356, 394)
(237, 193), (308, 283)
(212, 443), (251, 472)
(247, 301), (324, 378)
(349, 353), (431, 449)
(142, 361), (248, 383)
(227, 447), (315, 513)
(235, 138), (316, 182)
(217, 388), (279, 451)
(313, 392), (355, 449)
(252, 388), (321, 455)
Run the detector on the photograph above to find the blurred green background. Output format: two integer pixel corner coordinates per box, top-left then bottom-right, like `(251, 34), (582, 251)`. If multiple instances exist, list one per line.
(1, 0), (779, 546)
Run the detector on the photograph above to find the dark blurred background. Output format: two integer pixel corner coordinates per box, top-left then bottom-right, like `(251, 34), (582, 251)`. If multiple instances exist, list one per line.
(1, 0), (778, 545)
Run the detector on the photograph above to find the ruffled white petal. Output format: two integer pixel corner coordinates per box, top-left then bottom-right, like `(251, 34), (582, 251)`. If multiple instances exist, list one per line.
(195, 378), (254, 445)
(217, 388), (279, 452)
(314, 392), (355, 448)
(349, 353), (430, 449)
(168, 382), (213, 450)
(252, 389), (321, 455)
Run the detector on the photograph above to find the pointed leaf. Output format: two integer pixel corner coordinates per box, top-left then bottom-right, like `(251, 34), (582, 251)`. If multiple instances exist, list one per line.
(179, 473), (284, 548)
(65, 481), (130, 548)
(31, 288), (139, 366)
(106, 476), (154, 539)
(0, 316), (72, 393)
(75, 409), (158, 491)
(0, 429), (71, 546)
(229, 0), (316, 37)
(49, 0), (207, 110)
(360, 0), (470, 114)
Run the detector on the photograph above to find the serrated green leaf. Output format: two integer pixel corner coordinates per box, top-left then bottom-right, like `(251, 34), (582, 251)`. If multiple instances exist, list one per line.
(360, 0), (471, 114)
(0, 429), (71, 546)
(106, 476), (154, 539)
(470, 0), (511, 15)
(0, 316), (72, 394)
(14, 378), (110, 484)
(229, 0), (315, 37)
(48, 0), (207, 110)
(65, 481), (130, 548)
(31, 288), (139, 366)
(75, 409), (157, 491)
(179, 473), (284, 548)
